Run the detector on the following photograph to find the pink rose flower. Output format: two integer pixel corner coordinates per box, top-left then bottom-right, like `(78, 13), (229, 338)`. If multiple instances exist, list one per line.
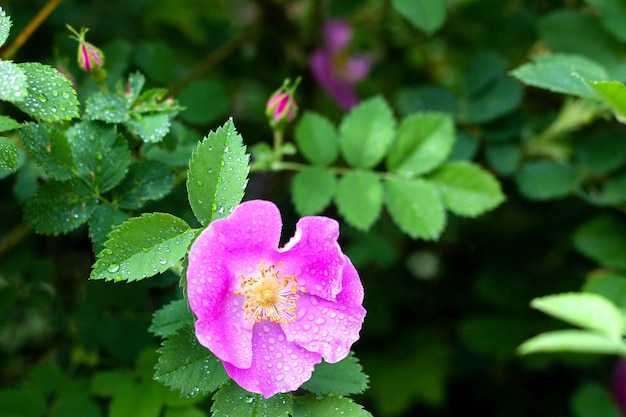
(186, 200), (366, 398)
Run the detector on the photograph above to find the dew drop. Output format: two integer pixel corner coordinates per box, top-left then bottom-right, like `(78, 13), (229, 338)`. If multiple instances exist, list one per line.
(107, 263), (120, 273)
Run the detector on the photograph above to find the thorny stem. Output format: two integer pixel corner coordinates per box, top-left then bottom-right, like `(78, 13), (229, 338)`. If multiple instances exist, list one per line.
(1, 0), (63, 60)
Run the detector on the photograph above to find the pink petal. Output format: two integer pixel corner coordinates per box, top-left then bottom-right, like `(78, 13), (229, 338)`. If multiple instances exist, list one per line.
(343, 54), (373, 83)
(309, 51), (360, 111)
(278, 216), (344, 301)
(283, 260), (365, 363)
(223, 322), (322, 398)
(324, 19), (352, 54)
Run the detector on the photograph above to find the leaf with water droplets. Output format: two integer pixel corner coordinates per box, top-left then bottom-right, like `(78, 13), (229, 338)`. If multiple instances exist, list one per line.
(20, 122), (75, 181)
(85, 92), (129, 123)
(211, 382), (293, 417)
(187, 119), (250, 226)
(90, 212), (196, 282)
(301, 352), (369, 396)
(0, 115), (20, 132)
(15, 62), (79, 122)
(112, 160), (175, 210)
(127, 113), (170, 143)
(88, 204), (130, 254)
(0, 60), (27, 103)
(155, 326), (228, 397)
(0, 136), (17, 170)
(23, 179), (98, 235)
(384, 177), (446, 240)
(334, 170), (383, 231)
(149, 298), (194, 338)
(0, 7), (12, 47)
(293, 393), (372, 417)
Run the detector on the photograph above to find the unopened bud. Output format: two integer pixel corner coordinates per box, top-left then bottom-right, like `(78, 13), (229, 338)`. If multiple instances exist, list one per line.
(266, 77), (301, 130)
(66, 25), (105, 73)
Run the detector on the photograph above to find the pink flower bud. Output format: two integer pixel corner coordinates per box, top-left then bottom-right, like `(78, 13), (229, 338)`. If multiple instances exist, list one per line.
(266, 77), (301, 130)
(66, 25), (105, 73)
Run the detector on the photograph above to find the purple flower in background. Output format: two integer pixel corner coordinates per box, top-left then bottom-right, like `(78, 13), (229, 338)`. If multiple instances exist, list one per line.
(186, 200), (366, 398)
(309, 19), (372, 111)
(612, 358), (626, 416)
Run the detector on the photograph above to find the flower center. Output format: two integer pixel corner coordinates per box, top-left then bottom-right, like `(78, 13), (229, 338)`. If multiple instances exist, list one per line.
(236, 262), (305, 325)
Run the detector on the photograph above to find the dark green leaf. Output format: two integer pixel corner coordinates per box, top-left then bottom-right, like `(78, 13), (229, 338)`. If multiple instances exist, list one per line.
(0, 136), (17, 169)
(155, 326), (228, 397)
(0, 60), (27, 103)
(464, 51), (508, 97)
(464, 76), (522, 124)
(112, 160), (175, 210)
(583, 272), (626, 310)
(384, 178), (445, 240)
(187, 119), (249, 226)
(178, 79), (229, 126)
(485, 144), (521, 175)
(0, 115), (20, 132)
(335, 170), (383, 231)
(395, 85), (457, 117)
(50, 389), (103, 417)
(428, 161), (505, 217)
(294, 112), (339, 165)
(85, 92), (129, 123)
(88, 204), (130, 254)
(15, 62), (79, 122)
(0, 388), (46, 417)
(149, 299), (194, 338)
(516, 160), (581, 200)
(301, 352), (368, 395)
(291, 166), (336, 216)
(574, 214), (626, 270)
(386, 112), (455, 177)
(23, 180), (98, 235)
(66, 121), (132, 193)
(109, 382), (163, 417)
(211, 382), (292, 417)
(20, 122), (75, 180)
(90, 213), (196, 282)
(571, 380), (622, 417)
(460, 316), (530, 357)
(339, 96), (396, 169)
(391, 0), (446, 34)
(577, 130), (626, 173)
(90, 370), (135, 397)
(293, 394), (372, 417)
(585, 0), (626, 42)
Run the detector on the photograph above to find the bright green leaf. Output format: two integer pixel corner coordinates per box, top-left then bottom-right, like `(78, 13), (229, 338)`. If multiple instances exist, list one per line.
(291, 166), (336, 216)
(90, 213), (196, 282)
(516, 160), (581, 200)
(163, 407), (207, 417)
(125, 72), (146, 106)
(574, 214), (626, 270)
(335, 170), (383, 231)
(149, 299), (194, 338)
(0, 7), (11, 47)
(510, 54), (607, 98)
(428, 161), (505, 217)
(0, 115), (20, 132)
(339, 96), (396, 169)
(112, 160), (175, 210)
(293, 394), (371, 417)
(386, 113), (455, 177)
(23, 180), (98, 235)
(531, 292), (624, 339)
(384, 178), (445, 240)
(20, 122), (75, 181)
(109, 382), (163, 417)
(211, 382), (292, 417)
(0, 136), (17, 169)
(154, 326), (228, 397)
(391, 0), (446, 35)
(0, 60), (27, 103)
(517, 329), (626, 356)
(295, 111), (339, 165)
(187, 119), (249, 226)
(301, 352), (368, 396)
(85, 92), (129, 123)
(15, 62), (79, 122)
(127, 113), (171, 143)
(586, 80), (626, 123)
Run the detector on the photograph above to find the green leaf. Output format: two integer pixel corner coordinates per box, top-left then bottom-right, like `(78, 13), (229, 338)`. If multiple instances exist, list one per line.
(485, 144), (521, 175)
(112, 160), (175, 210)
(23, 180), (98, 235)
(149, 299), (194, 338)
(0, 115), (20, 132)
(50, 388), (102, 417)
(390, 0), (446, 35)
(583, 272), (626, 310)
(125, 72), (146, 106)
(335, 170), (383, 231)
(211, 382), (292, 417)
(90, 213), (196, 282)
(66, 121), (132, 193)
(531, 292), (624, 339)
(577, 130), (626, 173)
(395, 85), (457, 117)
(127, 113), (171, 143)
(88, 204), (130, 254)
(585, 0), (626, 43)
(20, 122), (75, 181)
(574, 214), (626, 270)
(459, 316), (530, 357)
(0, 60), (27, 103)
(178, 79), (229, 126)
(516, 160), (581, 201)
(293, 394), (372, 417)
(571, 380), (622, 417)
(109, 382), (163, 417)
(291, 166), (336, 216)
(187, 119), (249, 226)
(301, 352), (368, 395)
(428, 161), (505, 217)
(163, 408), (207, 417)
(464, 76), (522, 124)
(90, 370), (135, 397)
(510, 54), (607, 98)
(517, 329), (626, 356)
(339, 96), (396, 169)
(0, 7), (11, 47)
(384, 178), (445, 240)
(154, 326), (228, 397)
(386, 112), (455, 178)
(294, 112), (339, 165)
(585, 80), (626, 123)
(85, 92), (129, 123)
(15, 62), (79, 122)
(0, 136), (17, 170)
(464, 51), (507, 97)
(0, 388), (46, 417)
